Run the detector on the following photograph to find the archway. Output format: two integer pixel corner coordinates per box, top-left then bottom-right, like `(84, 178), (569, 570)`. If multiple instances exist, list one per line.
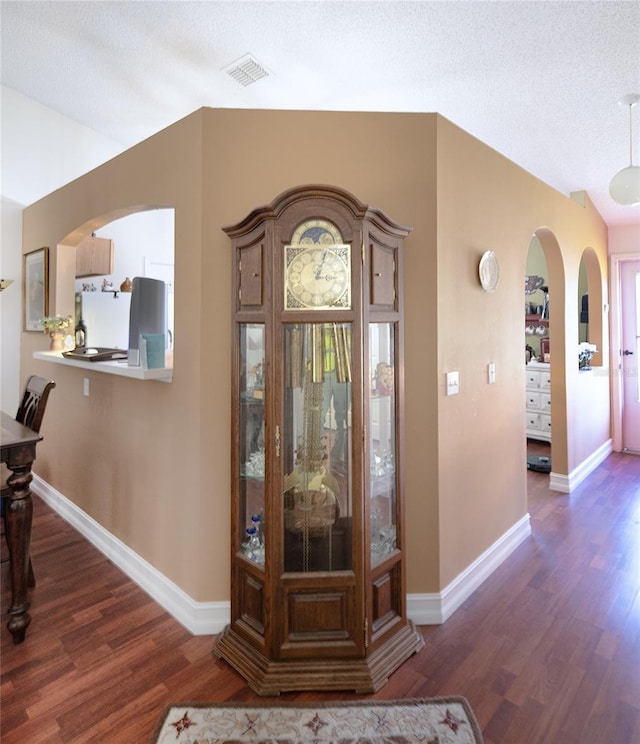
(56, 205), (175, 356)
(578, 246), (604, 370)
(524, 228), (568, 484)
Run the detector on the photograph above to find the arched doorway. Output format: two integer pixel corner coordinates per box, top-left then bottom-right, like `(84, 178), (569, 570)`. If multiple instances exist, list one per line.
(524, 229), (567, 485)
(57, 206), (175, 358)
(578, 246), (605, 370)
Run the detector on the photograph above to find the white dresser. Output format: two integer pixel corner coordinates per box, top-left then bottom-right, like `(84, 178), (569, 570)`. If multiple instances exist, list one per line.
(526, 361), (551, 441)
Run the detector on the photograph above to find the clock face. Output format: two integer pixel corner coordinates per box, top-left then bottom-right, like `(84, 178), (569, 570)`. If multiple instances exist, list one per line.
(285, 220), (351, 310)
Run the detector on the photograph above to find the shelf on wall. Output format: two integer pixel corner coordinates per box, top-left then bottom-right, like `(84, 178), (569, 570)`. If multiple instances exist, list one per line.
(33, 350), (173, 382)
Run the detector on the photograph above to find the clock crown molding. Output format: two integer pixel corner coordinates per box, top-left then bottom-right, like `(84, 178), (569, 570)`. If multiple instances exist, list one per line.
(222, 184), (412, 240)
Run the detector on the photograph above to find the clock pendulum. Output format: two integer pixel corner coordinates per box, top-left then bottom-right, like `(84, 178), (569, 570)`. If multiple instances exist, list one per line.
(283, 323), (350, 571)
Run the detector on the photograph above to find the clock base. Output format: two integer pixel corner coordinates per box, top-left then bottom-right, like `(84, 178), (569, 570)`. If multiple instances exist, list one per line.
(214, 621), (425, 695)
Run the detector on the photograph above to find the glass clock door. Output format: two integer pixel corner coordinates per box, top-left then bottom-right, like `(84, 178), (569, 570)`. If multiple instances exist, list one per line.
(239, 323), (265, 565)
(369, 323), (397, 564)
(283, 322), (353, 572)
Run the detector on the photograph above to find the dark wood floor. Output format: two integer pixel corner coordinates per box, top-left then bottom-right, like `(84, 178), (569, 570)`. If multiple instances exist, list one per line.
(2, 443), (639, 743)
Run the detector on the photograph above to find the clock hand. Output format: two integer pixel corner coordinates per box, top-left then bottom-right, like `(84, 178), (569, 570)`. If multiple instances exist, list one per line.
(315, 250), (328, 279)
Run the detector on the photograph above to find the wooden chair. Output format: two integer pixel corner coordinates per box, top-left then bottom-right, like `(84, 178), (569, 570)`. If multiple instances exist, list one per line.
(1, 375), (56, 586)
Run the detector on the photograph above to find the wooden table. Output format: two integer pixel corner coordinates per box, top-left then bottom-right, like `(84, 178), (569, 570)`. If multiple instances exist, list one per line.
(1, 411), (42, 643)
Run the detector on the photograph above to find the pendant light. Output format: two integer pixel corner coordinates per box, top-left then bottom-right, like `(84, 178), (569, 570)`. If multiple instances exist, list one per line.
(609, 93), (640, 206)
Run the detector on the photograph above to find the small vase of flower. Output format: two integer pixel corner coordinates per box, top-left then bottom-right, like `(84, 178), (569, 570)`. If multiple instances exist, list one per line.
(578, 342), (597, 370)
(42, 315), (73, 351)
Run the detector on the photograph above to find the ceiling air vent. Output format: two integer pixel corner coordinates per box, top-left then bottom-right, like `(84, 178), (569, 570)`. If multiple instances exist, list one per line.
(223, 54), (269, 87)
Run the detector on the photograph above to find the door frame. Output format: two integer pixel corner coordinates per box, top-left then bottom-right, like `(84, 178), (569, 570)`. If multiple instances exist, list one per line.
(609, 252), (640, 451)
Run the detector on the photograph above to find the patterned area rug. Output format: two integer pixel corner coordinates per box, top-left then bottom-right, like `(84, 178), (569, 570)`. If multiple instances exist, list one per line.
(152, 697), (484, 743)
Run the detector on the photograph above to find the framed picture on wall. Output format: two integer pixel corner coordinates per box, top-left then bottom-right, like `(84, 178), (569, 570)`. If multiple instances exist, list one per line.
(23, 247), (49, 331)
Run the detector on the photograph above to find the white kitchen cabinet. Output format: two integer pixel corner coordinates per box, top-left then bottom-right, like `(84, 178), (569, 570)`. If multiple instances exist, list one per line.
(526, 362), (551, 442)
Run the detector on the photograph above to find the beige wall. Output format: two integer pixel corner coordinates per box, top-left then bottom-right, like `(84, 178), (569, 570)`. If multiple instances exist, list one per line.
(22, 111), (219, 600)
(22, 108), (610, 605)
(434, 117), (608, 585)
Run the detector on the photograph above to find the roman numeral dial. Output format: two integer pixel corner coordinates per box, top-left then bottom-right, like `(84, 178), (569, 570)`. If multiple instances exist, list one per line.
(285, 220), (351, 310)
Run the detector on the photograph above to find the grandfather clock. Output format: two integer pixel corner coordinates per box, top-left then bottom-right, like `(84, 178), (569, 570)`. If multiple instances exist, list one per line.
(214, 184), (424, 694)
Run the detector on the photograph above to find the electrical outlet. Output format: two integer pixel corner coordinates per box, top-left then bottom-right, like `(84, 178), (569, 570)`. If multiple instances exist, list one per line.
(446, 371), (459, 396)
(488, 362), (496, 384)
(83, 378), (90, 397)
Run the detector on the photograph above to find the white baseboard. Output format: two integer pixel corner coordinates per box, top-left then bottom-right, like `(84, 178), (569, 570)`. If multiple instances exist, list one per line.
(32, 476), (531, 634)
(32, 475), (229, 635)
(406, 513), (532, 625)
(549, 439), (612, 493)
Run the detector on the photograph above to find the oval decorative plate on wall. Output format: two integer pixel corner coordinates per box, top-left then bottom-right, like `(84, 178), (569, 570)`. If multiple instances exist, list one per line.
(479, 250), (500, 292)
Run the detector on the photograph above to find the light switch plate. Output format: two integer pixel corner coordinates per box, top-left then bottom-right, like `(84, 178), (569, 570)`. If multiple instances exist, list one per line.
(446, 371), (459, 396)
(488, 362), (496, 384)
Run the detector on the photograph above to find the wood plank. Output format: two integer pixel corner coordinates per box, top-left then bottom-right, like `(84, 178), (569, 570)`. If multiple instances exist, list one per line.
(2, 445), (639, 743)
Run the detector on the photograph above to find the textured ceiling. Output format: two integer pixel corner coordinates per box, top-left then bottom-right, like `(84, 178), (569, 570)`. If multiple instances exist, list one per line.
(2, 0), (640, 226)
